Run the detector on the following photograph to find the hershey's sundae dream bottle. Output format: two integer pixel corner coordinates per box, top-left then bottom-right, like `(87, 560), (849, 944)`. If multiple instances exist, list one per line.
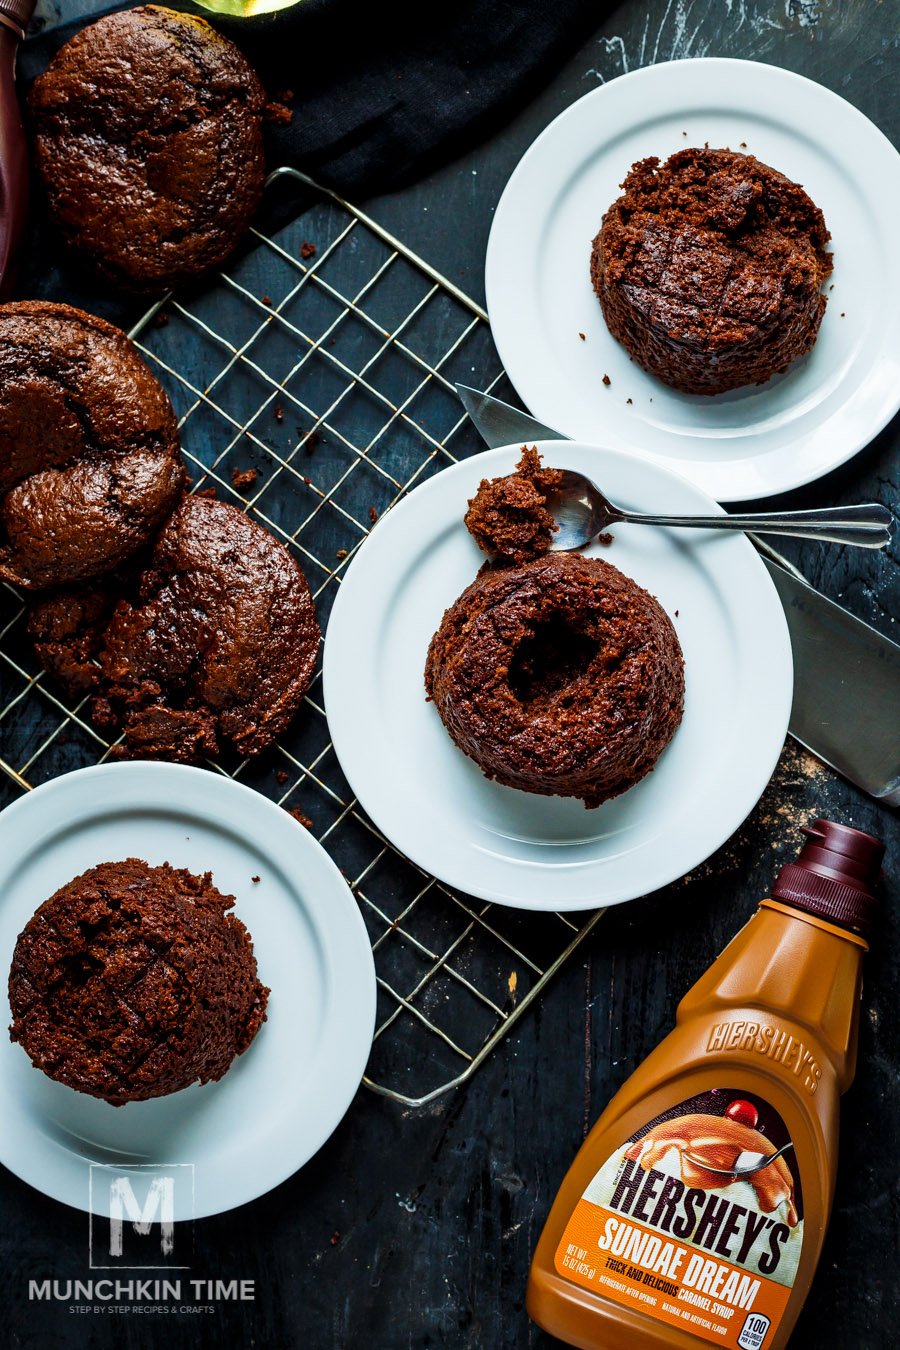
(528, 819), (885, 1350)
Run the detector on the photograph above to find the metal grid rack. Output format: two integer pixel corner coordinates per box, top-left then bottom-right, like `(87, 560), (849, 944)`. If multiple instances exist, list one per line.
(0, 169), (603, 1107)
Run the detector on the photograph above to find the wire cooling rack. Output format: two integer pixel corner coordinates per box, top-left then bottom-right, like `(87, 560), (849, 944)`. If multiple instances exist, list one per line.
(0, 169), (603, 1107)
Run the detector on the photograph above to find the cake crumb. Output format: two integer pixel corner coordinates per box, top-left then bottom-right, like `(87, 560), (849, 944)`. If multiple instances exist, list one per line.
(251, 875), (260, 884)
(304, 429), (320, 455)
(195, 486), (217, 499)
(231, 467), (258, 491)
(507, 971), (518, 1001)
(261, 295), (272, 307)
(275, 768), (289, 785)
(674, 609), (680, 617)
(626, 397), (633, 405)
(264, 101), (293, 125)
(369, 506), (379, 523)
(330, 1231), (341, 1246)
(274, 403), (284, 423)
(287, 806), (313, 829)
(740, 141), (748, 149)
(597, 531), (614, 547)
(300, 241), (317, 259)
(602, 373), (611, 386)
(336, 549), (348, 560)
(578, 332), (586, 341)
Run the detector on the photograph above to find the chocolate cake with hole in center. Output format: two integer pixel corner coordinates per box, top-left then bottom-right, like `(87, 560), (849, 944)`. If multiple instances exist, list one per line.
(425, 552), (684, 807)
(591, 148), (832, 395)
(8, 859), (268, 1106)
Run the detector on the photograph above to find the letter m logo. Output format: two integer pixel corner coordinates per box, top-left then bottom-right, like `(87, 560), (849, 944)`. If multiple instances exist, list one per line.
(110, 1176), (174, 1256)
(89, 1164), (194, 1270)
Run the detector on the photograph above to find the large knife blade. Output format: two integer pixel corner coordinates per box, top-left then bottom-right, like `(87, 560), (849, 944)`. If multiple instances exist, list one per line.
(456, 385), (564, 445)
(455, 383), (900, 804)
(759, 555), (900, 805)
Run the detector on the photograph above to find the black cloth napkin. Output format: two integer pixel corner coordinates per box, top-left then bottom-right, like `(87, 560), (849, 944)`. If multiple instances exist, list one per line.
(22, 1), (606, 197)
(17, 0), (606, 321)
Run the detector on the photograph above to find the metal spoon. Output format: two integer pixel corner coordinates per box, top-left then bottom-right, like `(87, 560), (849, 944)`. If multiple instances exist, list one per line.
(549, 470), (893, 550)
(682, 1141), (795, 1179)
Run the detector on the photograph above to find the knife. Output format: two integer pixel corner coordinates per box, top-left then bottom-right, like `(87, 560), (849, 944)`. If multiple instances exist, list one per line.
(455, 384), (900, 806)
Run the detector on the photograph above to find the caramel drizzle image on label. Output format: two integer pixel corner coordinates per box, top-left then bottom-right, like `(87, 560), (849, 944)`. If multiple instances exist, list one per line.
(624, 1115), (799, 1229)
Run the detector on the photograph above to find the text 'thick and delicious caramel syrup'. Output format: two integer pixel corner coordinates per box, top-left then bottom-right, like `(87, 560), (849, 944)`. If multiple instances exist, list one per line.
(527, 819), (885, 1350)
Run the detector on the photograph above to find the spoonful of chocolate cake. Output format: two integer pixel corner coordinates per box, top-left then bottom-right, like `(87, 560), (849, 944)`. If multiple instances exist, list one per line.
(464, 447), (892, 560)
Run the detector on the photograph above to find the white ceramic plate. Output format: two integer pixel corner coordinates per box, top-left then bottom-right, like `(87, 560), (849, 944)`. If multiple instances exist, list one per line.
(324, 442), (792, 910)
(486, 59), (900, 502)
(0, 763), (376, 1218)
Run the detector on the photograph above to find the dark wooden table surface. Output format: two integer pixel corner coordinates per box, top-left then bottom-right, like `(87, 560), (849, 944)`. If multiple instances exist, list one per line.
(3, 2), (899, 1348)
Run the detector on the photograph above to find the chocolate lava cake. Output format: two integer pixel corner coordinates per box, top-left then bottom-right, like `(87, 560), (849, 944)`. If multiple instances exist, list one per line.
(0, 302), (185, 590)
(29, 6), (267, 292)
(425, 552), (684, 807)
(591, 148), (832, 395)
(86, 495), (321, 762)
(8, 859), (268, 1106)
(464, 447), (563, 565)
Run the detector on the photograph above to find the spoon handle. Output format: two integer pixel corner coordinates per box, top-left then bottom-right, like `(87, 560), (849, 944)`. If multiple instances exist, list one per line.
(620, 503), (893, 549)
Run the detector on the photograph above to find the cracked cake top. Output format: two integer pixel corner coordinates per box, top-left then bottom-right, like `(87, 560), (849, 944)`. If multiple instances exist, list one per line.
(30, 6), (267, 292)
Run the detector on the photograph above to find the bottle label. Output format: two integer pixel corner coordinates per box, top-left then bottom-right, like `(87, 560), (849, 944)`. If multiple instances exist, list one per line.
(554, 1089), (803, 1349)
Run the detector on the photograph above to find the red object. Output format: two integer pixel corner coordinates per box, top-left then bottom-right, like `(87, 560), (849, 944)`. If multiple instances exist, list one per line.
(0, 1), (34, 296)
(725, 1098), (759, 1129)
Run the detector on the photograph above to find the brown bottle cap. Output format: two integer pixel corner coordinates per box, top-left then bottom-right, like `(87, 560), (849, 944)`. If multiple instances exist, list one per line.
(0, 0), (34, 39)
(771, 818), (885, 937)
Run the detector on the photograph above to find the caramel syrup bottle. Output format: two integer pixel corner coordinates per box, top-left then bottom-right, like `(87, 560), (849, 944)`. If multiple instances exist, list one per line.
(528, 820), (884, 1350)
